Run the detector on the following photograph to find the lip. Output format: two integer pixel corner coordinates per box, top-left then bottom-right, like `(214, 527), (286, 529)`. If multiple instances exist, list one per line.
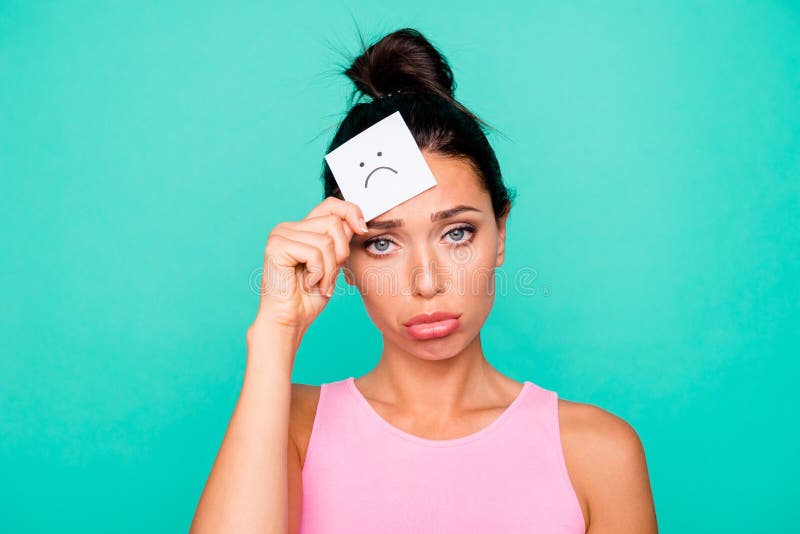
(403, 311), (462, 326)
(403, 311), (462, 341)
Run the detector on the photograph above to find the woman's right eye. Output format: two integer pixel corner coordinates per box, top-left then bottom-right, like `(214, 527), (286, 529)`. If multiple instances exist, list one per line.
(363, 237), (396, 257)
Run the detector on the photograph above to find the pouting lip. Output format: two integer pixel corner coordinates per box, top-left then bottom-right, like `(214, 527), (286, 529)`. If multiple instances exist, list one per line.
(403, 311), (462, 327)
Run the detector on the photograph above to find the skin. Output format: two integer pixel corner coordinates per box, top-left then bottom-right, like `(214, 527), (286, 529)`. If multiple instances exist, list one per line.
(287, 150), (659, 533)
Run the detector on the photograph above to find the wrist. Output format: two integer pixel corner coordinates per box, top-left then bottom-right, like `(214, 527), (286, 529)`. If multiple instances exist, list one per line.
(247, 315), (304, 345)
(246, 317), (304, 369)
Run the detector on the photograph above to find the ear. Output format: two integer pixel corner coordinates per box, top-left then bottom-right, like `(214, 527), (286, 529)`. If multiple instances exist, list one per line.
(343, 262), (355, 286)
(495, 213), (508, 268)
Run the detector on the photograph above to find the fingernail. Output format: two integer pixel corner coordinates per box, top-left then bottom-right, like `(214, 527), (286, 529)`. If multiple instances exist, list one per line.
(359, 217), (368, 232)
(327, 285), (334, 297)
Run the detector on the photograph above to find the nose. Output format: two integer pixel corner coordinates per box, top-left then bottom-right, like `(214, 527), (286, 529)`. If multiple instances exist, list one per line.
(408, 244), (447, 298)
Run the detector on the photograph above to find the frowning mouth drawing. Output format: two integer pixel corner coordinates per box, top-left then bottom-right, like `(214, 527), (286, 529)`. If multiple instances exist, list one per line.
(364, 166), (398, 188)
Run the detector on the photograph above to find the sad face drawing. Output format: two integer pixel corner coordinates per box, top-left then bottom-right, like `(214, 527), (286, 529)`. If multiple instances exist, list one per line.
(361, 151), (399, 188)
(325, 111), (437, 221)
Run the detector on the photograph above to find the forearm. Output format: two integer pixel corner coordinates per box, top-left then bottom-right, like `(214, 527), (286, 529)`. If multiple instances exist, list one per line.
(190, 326), (301, 534)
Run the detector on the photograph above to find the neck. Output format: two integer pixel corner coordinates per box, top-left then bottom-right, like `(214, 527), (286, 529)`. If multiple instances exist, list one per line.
(362, 332), (506, 415)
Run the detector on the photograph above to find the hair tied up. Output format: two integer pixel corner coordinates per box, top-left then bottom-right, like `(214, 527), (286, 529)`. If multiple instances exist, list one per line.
(323, 28), (516, 219)
(374, 88), (411, 101)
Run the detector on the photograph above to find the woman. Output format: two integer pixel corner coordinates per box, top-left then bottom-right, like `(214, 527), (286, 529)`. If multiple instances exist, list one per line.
(191, 28), (658, 534)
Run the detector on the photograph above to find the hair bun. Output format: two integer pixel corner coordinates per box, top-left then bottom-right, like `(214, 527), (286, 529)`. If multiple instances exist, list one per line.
(344, 28), (456, 101)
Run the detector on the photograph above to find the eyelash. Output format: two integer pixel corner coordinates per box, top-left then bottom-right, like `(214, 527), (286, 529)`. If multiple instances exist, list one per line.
(362, 224), (477, 258)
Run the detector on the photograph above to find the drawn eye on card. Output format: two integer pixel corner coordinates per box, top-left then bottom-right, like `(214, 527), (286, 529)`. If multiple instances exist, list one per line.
(324, 111), (438, 222)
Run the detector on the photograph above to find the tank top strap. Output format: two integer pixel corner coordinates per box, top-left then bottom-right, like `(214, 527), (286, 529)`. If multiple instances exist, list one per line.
(300, 377), (357, 477)
(514, 381), (585, 529)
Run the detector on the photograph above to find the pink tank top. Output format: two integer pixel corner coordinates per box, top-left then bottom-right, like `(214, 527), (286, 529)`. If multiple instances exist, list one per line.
(299, 376), (586, 533)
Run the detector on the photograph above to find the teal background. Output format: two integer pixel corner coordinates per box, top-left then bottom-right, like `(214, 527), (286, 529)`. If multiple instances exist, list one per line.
(1, 1), (798, 532)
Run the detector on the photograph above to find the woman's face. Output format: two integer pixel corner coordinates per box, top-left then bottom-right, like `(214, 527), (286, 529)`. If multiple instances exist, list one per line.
(344, 150), (508, 360)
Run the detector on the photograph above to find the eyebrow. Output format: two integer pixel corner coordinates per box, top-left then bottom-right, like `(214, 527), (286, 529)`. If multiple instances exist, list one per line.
(366, 204), (482, 230)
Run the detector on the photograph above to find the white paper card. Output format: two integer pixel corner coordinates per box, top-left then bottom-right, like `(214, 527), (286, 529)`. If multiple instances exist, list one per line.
(324, 111), (437, 221)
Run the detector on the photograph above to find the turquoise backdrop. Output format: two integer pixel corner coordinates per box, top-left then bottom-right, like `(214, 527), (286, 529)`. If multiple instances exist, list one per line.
(2, 1), (798, 532)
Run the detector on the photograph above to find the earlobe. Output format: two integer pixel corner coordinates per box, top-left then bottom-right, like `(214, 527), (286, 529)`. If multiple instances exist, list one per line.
(495, 215), (508, 268)
(343, 264), (355, 286)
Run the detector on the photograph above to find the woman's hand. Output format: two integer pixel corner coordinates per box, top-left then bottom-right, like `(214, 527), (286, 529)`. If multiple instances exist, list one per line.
(249, 197), (368, 341)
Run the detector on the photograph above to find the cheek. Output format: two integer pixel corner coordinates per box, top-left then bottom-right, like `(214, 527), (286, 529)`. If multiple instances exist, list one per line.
(445, 239), (499, 295)
(357, 273), (408, 331)
(359, 265), (405, 296)
(452, 252), (498, 329)
(451, 258), (497, 298)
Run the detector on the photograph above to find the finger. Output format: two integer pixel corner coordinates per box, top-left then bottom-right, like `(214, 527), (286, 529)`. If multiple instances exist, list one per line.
(266, 234), (327, 294)
(269, 215), (356, 299)
(281, 214), (352, 265)
(325, 219), (355, 295)
(324, 219), (356, 293)
(306, 196), (368, 236)
(272, 227), (337, 295)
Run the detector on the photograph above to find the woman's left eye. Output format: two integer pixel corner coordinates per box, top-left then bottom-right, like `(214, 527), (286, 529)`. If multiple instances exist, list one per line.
(444, 224), (476, 244)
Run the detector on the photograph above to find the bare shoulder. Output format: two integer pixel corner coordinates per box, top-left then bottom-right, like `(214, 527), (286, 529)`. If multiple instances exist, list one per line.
(289, 383), (322, 469)
(557, 398), (645, 462)
(557, 398), (658, 533)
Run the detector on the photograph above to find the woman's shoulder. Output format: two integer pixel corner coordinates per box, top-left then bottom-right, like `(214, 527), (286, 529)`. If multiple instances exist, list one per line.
(557, 396), (643, 455)
(557, 396), (651, 530)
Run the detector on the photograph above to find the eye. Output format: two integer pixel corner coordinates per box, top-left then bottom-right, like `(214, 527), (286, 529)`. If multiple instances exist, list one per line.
(377, 151), (382, 156)
(363, 236), (396, 257)
(444, 224), (476, 244)
(359, 162), (365, 167)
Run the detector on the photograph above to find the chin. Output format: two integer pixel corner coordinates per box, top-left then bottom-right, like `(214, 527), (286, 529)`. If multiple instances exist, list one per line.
(398, 329), (476, 361)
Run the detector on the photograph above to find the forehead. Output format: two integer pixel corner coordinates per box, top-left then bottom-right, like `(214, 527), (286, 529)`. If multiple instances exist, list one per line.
(373, 151), (491, 222)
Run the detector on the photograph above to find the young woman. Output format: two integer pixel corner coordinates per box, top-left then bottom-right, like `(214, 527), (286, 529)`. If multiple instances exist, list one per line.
(191, 28), (658, 534)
